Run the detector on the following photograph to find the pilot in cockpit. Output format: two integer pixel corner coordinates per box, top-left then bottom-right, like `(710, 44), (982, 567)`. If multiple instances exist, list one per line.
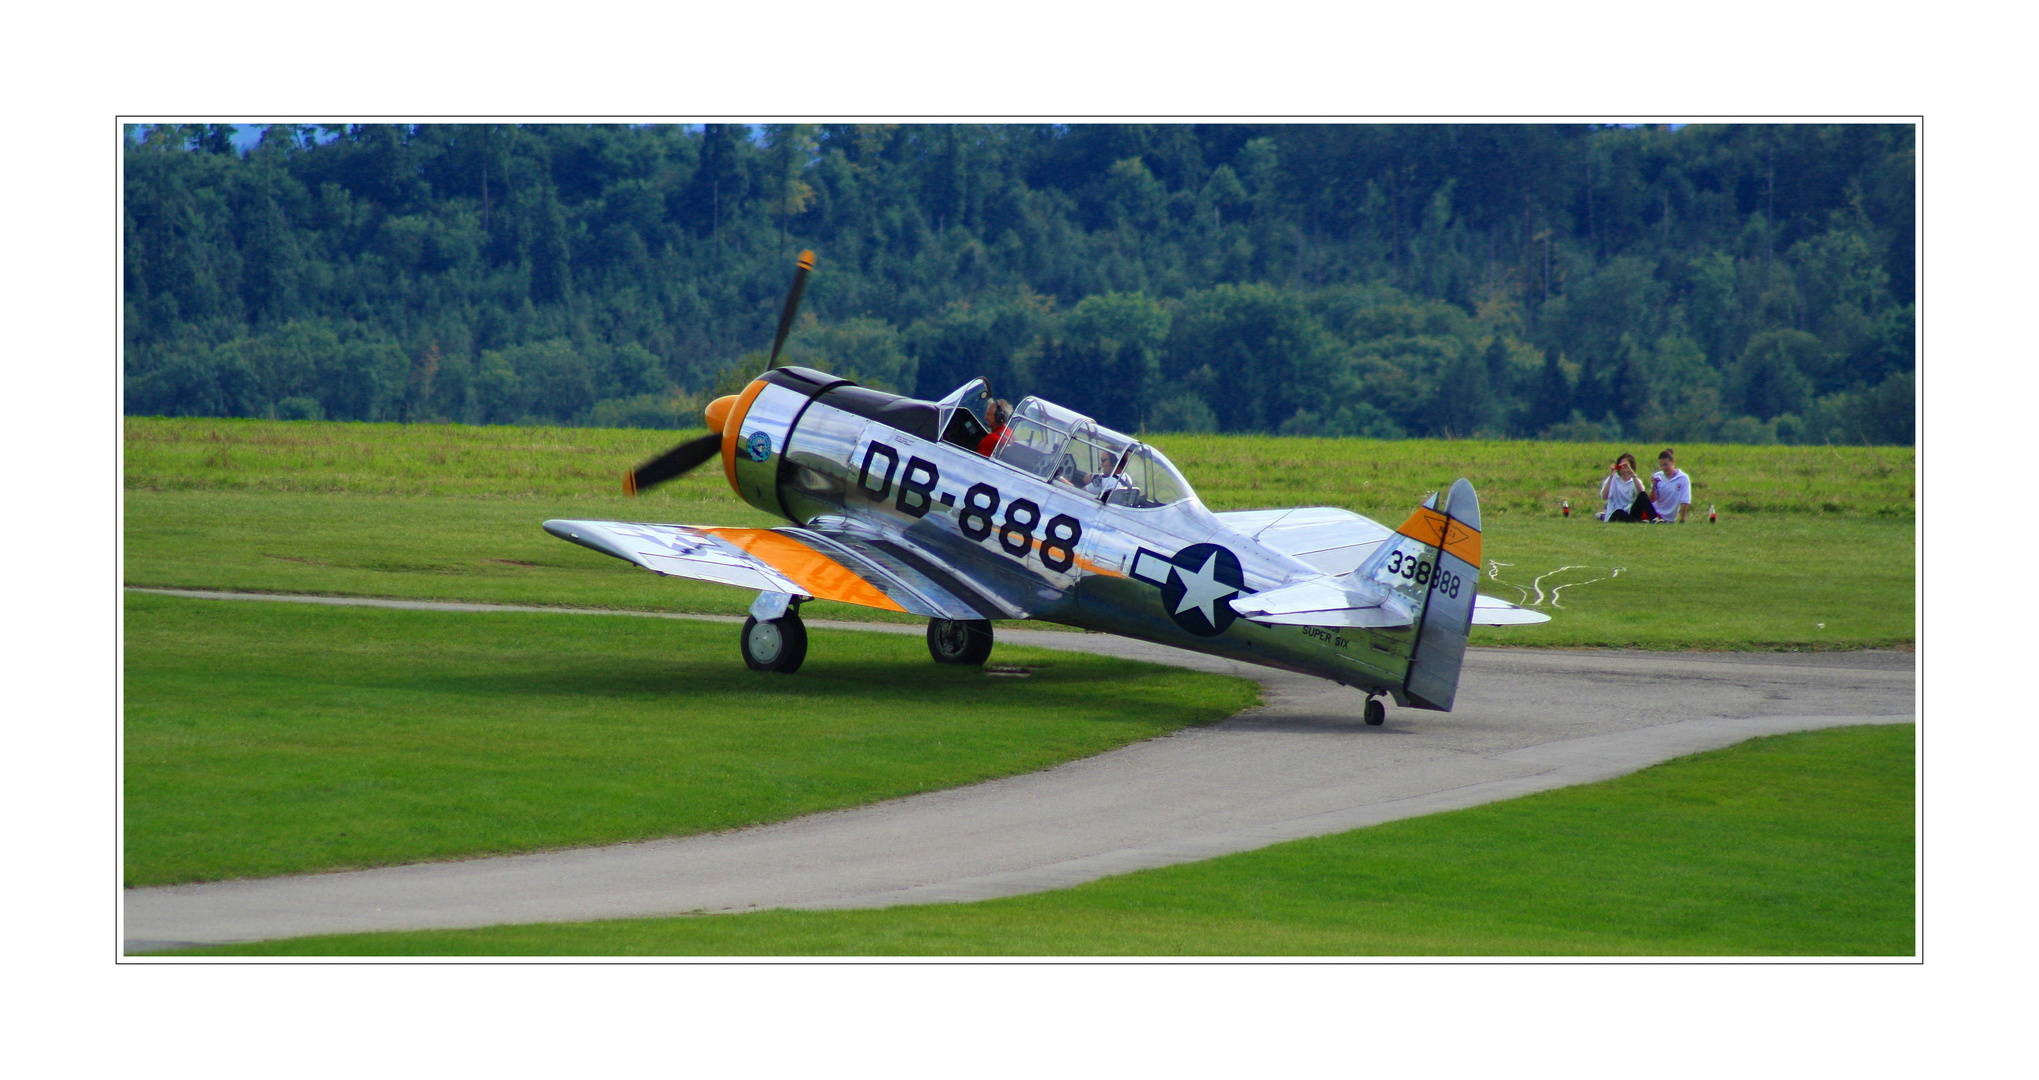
(1055, 449), (1128, 499)
(1082, 451), (1129, 498)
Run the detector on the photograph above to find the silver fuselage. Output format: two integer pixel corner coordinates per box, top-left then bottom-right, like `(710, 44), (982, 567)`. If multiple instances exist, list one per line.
(730, 373), (1422, 700)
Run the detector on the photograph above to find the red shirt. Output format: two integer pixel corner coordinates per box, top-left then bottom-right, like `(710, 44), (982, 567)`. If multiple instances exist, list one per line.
(976, 426), (1006, 456)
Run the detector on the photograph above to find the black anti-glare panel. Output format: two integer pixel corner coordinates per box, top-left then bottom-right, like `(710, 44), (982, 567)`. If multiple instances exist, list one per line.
(818, 385), (940, 442)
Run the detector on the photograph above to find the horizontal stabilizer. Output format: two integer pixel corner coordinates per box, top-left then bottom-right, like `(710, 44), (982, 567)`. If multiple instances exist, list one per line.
(1470, 594), (1552, 625)
(1231, 578), (1413, 628)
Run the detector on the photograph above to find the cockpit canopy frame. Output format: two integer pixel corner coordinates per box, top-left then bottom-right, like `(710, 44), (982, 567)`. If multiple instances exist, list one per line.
(990, 395), (1194, 509)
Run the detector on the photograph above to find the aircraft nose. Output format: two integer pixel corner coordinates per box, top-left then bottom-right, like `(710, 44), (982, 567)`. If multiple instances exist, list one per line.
(705, 394), (741, 434)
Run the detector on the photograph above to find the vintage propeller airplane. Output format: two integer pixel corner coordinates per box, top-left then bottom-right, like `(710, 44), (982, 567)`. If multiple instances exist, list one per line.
(546, 252), (1548, 725)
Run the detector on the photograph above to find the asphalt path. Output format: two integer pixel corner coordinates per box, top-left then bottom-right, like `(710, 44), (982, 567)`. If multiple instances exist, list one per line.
(123, 589), (1915, 951)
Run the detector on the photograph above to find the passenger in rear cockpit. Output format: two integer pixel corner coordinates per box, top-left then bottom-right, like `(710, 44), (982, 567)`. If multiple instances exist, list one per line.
(977, 399), (1011, 456)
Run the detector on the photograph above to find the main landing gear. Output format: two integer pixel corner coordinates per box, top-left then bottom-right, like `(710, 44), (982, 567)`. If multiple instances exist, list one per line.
(927, 618), (994, 666)
(740, 608), (993, 674)
(741, 610), (808, 673)
(1363, 696), (1387, 727)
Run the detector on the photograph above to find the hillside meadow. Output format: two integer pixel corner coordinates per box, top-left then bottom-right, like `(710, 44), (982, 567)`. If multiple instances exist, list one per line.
(123, 418), (1915, 649)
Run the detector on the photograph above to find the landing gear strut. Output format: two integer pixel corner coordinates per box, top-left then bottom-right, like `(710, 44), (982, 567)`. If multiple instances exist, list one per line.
(741, 610), (808, 673)
(1363, 696), (1387, 726)
(927, 618), (994, 666)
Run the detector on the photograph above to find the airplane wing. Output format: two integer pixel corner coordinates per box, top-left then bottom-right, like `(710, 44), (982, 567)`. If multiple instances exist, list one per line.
(1216, 507), (1395, 575)
(543, 519), (1003, 620)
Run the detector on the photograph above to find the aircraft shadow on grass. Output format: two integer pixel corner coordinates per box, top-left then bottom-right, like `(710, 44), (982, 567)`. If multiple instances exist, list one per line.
(424, 660), (1172, 720)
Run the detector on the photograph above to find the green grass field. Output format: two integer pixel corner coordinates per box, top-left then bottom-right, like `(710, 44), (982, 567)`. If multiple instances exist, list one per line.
(123, 418), (1916, 648)
(123, 592), (1257, 886)
(122, 419), (1913, 955)
(174, 723), (1915, 957)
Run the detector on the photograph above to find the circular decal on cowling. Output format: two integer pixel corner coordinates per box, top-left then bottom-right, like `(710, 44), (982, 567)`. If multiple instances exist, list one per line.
(1159, 543), (1246, 637)
(744, 431), (773, 462)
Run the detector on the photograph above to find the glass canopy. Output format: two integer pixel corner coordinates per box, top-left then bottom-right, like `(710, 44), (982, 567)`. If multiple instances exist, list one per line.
(991, 396), (1194, 508)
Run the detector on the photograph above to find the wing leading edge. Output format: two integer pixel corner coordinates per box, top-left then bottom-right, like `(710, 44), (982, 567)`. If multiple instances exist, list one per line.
(543, 519), (1003, 620)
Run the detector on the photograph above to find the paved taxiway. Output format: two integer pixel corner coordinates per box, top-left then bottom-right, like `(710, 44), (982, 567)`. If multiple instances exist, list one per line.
(123, 590), (1914, 951)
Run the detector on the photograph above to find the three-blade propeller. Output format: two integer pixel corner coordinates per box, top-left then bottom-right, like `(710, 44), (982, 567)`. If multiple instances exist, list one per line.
(625, 250), (815, 496)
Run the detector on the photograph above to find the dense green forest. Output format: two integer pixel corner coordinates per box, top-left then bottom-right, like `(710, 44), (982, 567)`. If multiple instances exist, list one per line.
(123, 123), (1914, 444)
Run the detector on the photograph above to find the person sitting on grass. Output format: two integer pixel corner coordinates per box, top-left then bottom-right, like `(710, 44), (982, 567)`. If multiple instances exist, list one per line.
(1599, 452), (1658, 522)
(1651, 448), (1692, 524)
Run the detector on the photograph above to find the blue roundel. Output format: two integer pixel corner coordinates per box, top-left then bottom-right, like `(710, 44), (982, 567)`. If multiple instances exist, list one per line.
(744, 431), (773, 463)
(1158, 543), (1246, 637)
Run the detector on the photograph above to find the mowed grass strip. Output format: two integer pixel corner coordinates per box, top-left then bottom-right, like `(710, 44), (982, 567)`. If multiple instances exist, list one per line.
(123, 488), (933, 628)
(122, 593), (1258, 887)
(181, 725), (1913, 957)
(124, 418), (1915, 649)
(123, 417), (744, 501)
(122, 490), (1914, 648)
(1463, 514), (1913, 649)
(124, 417), (1917, 519)
(1145, 433), (1914, 521)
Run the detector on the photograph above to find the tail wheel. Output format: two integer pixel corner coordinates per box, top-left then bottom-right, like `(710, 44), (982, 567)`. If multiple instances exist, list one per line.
(927, 618), (994, 666)
(1364, 698), (1387, 726)
(741, 613), (808, 673)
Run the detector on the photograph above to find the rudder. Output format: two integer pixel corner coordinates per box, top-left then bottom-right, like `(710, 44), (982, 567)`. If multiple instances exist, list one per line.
(1354, 479), (1482, 711)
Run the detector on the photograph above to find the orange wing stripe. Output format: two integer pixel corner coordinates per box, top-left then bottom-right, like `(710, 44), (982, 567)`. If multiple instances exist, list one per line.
(698, 528), (909, 613)
(1397, 506), (1481, 568)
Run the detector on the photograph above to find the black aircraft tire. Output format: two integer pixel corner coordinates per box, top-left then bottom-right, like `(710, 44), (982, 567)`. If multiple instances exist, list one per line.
(926, 618), (994, 666)
(741, 613), (808, 674)
(1364, 698), (1386, 726)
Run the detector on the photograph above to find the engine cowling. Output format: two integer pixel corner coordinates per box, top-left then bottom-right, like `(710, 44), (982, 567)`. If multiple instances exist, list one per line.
(715, 367), (851, 519)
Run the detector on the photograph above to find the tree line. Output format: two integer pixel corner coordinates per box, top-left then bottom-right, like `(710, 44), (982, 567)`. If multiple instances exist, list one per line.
(123, 122), (1915, 444)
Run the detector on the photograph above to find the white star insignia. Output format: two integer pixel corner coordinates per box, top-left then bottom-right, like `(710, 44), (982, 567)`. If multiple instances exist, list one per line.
(1171, 551), (1239, 627)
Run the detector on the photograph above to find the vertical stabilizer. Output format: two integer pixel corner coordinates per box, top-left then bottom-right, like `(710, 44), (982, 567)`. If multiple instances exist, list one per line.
(1349, 480), (1482, 711)
(1401, 478), (1481, 710)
